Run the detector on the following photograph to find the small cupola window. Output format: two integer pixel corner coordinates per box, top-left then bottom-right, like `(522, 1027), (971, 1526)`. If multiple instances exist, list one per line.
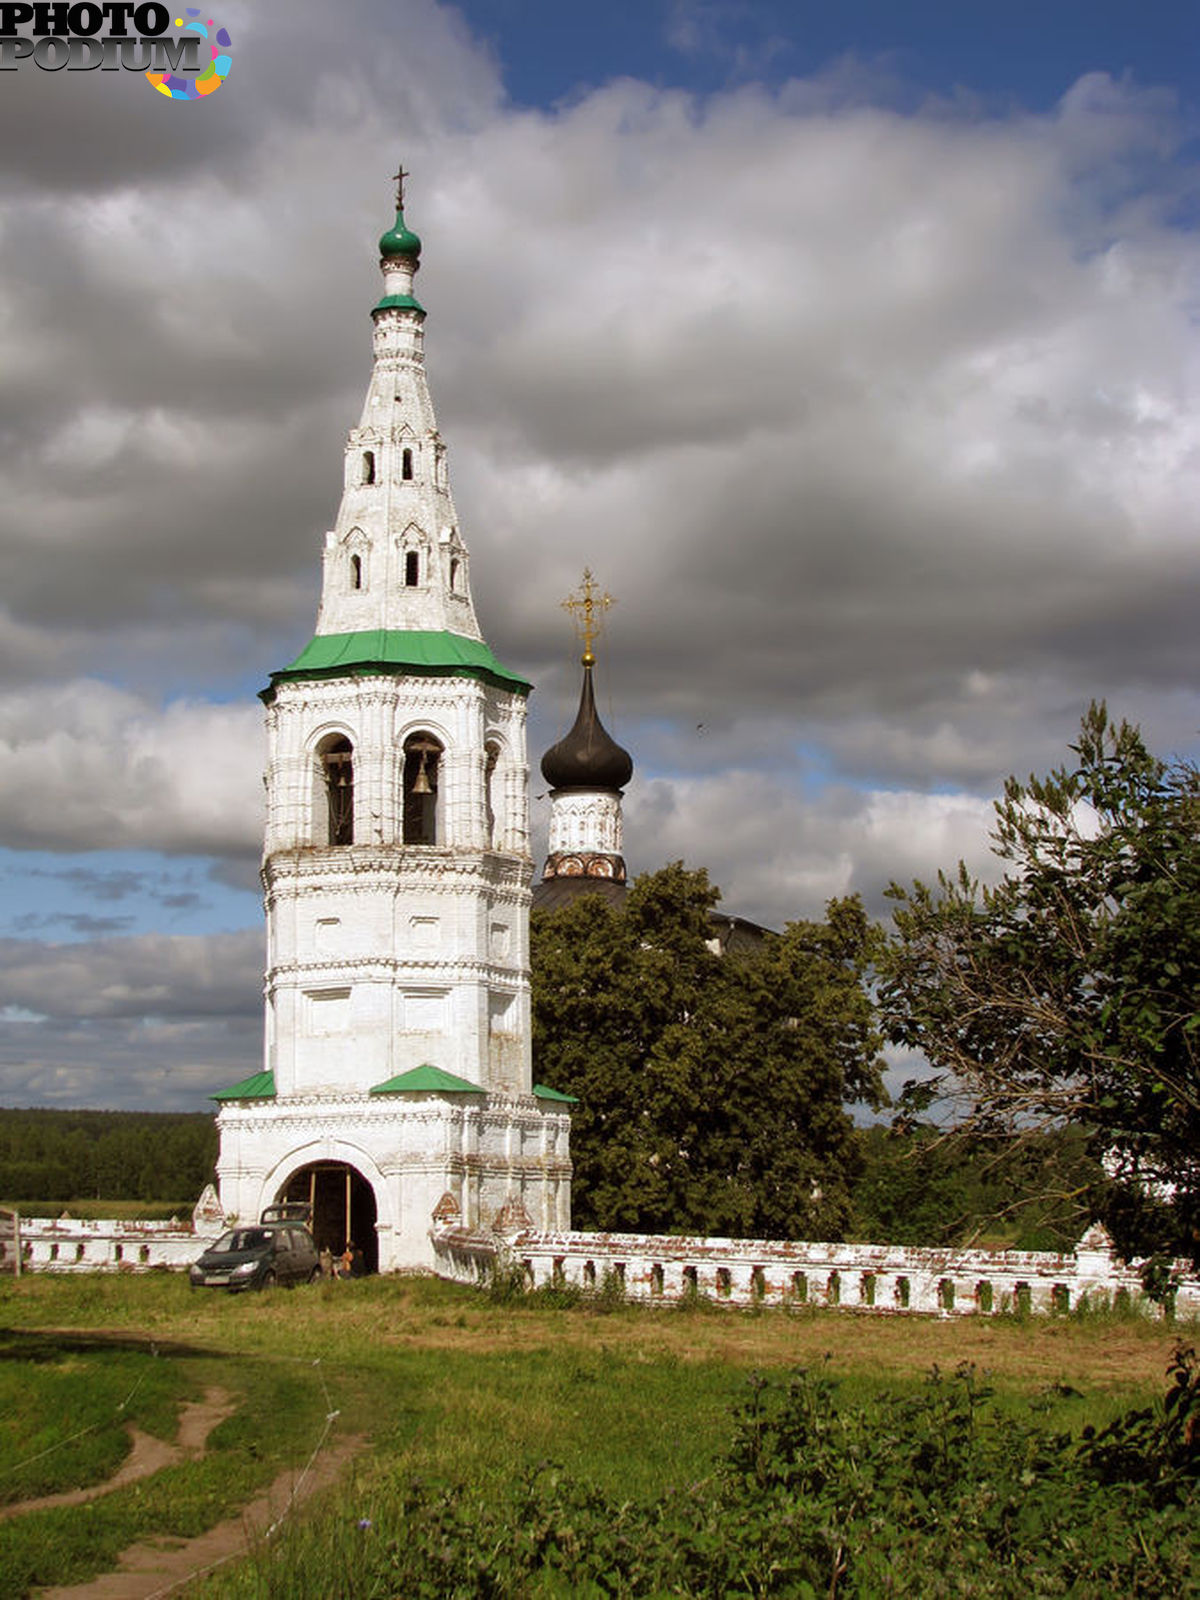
(361, 450), (376, 486)
(405, 550), (420, 587)
(401, 448), (414, 481)
(349, 553), (362, 590)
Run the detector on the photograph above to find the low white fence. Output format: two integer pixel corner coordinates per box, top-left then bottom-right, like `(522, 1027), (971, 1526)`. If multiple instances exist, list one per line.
(9, 1215), (219, 1273)
(432, 1221), (1200, 1318)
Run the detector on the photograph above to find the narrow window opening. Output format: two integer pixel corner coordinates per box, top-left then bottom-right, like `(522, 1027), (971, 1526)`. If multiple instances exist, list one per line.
(827, 1270), (841, 1306)
(362, 450), (375, 486)
(405, 550), (419, 587)
(861, 1272), (876, 1307)
(320, 736), (354, 846)
(938, 1277), (955, 1311)
(895, 1275), (910, 1308)
(403, 734), (442, 844)
(349, 553), (362, 590)
(682, 1264), (699, 1297)
(583, 1260), (596, 1290)
(401, 447), (413, 480)
(716, 1267), (732, 1299)
(750, 1265), (766, 1301)
(485, 741), (500, 848)
(976, 1280), (994, 1314)
(792, 1270), (808, 1303)
(449, 557), (460, 593)
(650, 1262), (664, 1297)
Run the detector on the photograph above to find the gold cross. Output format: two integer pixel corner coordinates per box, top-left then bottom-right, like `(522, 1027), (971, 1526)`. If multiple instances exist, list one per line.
(561, 568), (614, 665)
(392, 163), (410, 210)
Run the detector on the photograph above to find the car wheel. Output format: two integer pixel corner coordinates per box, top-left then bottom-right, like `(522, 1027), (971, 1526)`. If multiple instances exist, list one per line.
(260, 1270), (277, 1291)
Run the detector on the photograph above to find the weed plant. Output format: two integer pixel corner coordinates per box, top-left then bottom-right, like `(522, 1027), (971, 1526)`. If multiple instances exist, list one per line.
(202, 1347), (1199, 1598)
(0, 1272), (1192, 1597)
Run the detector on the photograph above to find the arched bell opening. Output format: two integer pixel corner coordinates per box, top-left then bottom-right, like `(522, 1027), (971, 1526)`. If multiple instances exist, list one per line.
(484, 740), (501, 848)
(315, 733), (354, 847)
(279, 1162), (379, 1274)
(403, 732), (443, 844)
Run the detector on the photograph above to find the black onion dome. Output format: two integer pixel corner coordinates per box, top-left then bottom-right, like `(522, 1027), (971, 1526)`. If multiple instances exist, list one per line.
(541, 662), (633, 791)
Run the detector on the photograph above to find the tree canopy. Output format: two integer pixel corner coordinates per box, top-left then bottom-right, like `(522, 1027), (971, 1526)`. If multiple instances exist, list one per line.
(879, 704), (1200, 1267)
(531, 863), (885, 1238)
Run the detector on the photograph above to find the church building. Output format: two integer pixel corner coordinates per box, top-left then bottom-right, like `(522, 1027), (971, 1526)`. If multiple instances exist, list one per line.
(213, 177), (573, 1271)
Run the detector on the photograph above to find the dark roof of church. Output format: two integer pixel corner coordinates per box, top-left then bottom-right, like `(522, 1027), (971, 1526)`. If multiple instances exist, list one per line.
(540, 660), (633, 791)
(532, 877), (628, 911)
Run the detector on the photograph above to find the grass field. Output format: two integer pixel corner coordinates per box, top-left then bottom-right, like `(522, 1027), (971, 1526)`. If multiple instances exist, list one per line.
(0, 1272), (1193, 1596)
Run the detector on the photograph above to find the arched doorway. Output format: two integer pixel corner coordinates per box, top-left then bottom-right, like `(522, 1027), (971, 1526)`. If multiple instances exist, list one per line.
(279, 1163), (378, 1274)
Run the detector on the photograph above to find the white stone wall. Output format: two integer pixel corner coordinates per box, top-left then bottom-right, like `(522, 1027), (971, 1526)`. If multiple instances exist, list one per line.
(316, 286), (481, 641)
(7, 1217), (218, 1274)
(547, 789), (623, 856)
(432, 1223), (1200, 1318)
(217, 1091), (572, 1270)
(262, 673), (533, 1100)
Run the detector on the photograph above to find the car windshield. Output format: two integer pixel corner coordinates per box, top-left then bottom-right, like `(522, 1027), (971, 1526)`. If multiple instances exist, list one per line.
(213, 1228), (271, 1253)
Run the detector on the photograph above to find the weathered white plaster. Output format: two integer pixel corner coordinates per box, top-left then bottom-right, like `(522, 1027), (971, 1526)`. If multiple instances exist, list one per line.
(432, 1221), (1200, 1319)
(212, 207), (571, 1270)
(547, 789), (623, 856)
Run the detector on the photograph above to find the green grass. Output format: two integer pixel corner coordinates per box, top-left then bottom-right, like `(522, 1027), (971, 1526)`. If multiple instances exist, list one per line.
(0, 1271), (1190, 1597)
(0, 1329), (187, 1503)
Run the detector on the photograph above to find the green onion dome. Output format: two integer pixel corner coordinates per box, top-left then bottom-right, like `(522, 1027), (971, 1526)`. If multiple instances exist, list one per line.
(379, 209), (422, 260)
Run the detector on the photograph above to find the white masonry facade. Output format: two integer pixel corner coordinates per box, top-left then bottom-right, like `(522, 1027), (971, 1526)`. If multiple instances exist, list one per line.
(214, 189), (572, 1270)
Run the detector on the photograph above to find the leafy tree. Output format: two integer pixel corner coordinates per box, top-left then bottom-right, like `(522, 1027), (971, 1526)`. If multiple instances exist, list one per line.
(851, 1123), (1104, 1250)
(531, 863), (885, 1238)
(879, 704), (1200, 1266)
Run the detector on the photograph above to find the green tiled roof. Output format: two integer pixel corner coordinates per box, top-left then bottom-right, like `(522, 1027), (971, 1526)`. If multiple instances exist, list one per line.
(532, 1082), (578, 1104)
(264, 630), (531, 699)
(212, 1069), (276, 1102)
(370, 1064), (485, 1095)
(373, 292), (425, 314)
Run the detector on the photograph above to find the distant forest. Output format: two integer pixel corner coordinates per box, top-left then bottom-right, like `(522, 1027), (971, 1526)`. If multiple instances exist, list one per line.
(0, 1108), (217, 1207)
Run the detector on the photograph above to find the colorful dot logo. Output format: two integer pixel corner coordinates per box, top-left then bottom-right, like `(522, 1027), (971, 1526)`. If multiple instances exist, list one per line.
(146, 10), (232, 102)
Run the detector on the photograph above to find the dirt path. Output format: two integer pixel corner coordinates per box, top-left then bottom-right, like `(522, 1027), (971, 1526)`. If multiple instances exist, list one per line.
(0, 1389), (237, 1523)
(37, 1431), (364, 1600)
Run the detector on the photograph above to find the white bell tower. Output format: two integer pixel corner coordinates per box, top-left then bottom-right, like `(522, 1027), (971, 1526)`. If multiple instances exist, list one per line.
(215, 172), (572, 1269)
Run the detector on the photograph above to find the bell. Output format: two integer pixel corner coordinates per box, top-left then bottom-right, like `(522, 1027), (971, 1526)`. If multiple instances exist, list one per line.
(411, 751), (432, 794)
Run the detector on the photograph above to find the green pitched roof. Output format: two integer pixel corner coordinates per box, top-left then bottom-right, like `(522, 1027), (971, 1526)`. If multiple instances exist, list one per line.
(212, 1069), (276, 1102)
(264, 630), (531, 699)
(370, 1064), (485, 1096)
(532, 1082), (578, 1104)
(373, 292), (425, 315)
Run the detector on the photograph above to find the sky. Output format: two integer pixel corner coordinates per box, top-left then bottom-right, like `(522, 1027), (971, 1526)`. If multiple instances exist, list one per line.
(1, 0), (1198, 1112)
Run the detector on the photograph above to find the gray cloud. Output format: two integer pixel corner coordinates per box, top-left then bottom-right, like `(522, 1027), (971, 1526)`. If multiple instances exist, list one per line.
(0, 930), (262, 1110)
(1, 6), (1198, 1103)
